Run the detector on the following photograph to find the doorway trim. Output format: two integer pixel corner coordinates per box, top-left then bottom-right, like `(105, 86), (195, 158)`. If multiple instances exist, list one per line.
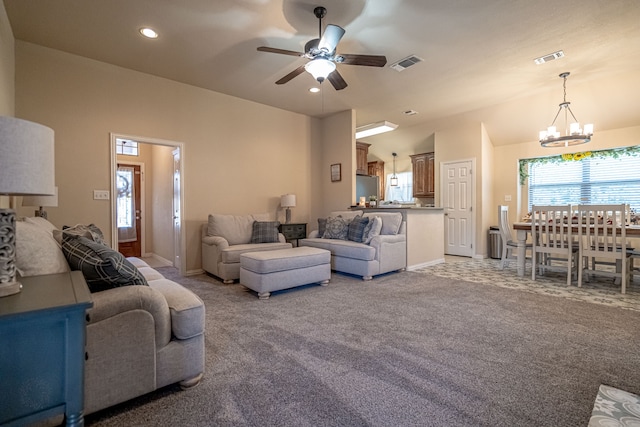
(109, 133), (186, 275)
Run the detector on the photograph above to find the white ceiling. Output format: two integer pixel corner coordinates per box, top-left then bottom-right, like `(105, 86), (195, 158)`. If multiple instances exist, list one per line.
(4, 0), (640, 161)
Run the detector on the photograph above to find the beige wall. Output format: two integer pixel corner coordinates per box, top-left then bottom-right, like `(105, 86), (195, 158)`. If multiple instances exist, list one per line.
(14, 41), (315, 273)
(0, 2), (14, 209)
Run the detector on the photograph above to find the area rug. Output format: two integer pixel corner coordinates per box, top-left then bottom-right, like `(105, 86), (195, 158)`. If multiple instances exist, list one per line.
(418, 257), (640, 312)
(85, 268), (640, 427)
(588, 384), (640, 426)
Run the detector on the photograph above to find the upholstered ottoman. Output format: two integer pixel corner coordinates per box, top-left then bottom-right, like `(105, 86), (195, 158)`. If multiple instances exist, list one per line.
(239, 247), (331, 299)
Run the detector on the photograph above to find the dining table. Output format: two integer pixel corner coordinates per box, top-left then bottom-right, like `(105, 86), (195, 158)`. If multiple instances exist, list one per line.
(512, 222), (640, 277)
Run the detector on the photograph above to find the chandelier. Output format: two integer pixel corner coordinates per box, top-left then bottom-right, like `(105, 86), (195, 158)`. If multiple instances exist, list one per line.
(539, 72), (593, 148)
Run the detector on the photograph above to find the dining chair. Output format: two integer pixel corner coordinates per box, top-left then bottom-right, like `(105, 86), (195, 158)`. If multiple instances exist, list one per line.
(576, 204), (631, 293)
(498, 205), (530, 270)
(531, 205), (577, 286)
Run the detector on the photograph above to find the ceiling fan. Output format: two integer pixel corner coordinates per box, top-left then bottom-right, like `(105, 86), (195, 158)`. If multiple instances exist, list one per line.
(257, 6), (387, 90)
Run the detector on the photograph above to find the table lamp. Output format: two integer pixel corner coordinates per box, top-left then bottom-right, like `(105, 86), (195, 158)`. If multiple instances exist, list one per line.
(0, 116), (56, 297)
(280, 194), (296, 224)
(22, 186), (58, 219)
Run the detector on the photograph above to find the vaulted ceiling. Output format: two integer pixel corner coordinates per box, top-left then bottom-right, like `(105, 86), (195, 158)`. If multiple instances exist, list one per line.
(4, 0), (640, 161)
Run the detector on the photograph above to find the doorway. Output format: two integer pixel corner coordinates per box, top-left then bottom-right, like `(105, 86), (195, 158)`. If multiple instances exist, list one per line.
(116, 163), (142, 257)
(441, 159), (475, 257)
(110, 133), (185, 275)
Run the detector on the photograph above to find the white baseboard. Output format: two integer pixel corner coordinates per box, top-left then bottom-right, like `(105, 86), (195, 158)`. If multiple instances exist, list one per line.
(406, 258), (445, 271)
(143, 253), (173, 267)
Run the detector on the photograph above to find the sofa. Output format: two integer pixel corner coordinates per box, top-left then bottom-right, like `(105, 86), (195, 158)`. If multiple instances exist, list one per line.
(15, 217), (206, 416)
(300, 210), (407, 280)
(201, 213), (292, 283)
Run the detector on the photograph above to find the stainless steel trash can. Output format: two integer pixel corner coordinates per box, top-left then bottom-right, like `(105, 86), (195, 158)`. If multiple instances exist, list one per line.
(489, 226), (502, 259)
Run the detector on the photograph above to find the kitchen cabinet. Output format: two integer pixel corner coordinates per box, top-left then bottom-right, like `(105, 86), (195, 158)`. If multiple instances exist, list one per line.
(356, 142), (370, 175)
(367, 160), (385, 201)
(410, 152), (435, 198)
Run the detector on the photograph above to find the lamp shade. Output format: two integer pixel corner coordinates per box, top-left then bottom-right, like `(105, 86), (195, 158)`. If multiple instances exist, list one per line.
(281, 194), (296, 208)
(22, 186), (58, 207)
(0, 116), (55, 196)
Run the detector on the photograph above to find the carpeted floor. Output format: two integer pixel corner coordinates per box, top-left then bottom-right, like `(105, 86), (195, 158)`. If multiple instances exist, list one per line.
(85, 261), (640, 427)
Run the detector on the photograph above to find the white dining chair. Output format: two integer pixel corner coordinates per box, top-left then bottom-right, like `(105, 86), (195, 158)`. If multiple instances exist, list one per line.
(531, 205), (577, 286)
(498, 205), (530, 270)
(576, 204), (631, 294)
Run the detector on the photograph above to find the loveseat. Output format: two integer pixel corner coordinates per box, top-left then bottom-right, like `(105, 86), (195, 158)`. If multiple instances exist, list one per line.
(15, 217), (206, 416)
(201, 213), (292, 283)
(300, 210), (407, 280)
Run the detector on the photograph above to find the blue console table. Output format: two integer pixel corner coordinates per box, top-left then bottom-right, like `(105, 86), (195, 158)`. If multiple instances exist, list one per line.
(0, 271), (93, 427)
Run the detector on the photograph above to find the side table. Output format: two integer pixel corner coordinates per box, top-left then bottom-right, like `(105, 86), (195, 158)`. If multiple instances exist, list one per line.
(279, 223), (307, 247)
(0, 271), (93, 427)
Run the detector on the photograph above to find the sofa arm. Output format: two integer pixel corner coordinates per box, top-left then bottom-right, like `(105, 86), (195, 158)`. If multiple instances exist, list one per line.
(308, 230), (320, 238)
(201, 235), (229, 248)
(88, 285), (172, 349)
(369, 233), (406, 253)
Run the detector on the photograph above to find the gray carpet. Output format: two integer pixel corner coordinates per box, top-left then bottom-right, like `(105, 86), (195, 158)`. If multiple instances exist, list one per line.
(85, 268), (640, 427)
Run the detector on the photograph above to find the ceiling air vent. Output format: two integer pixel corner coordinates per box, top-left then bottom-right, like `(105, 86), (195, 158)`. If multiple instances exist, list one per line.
(534, 50), (564, 65)
(390, 55), (424, 72)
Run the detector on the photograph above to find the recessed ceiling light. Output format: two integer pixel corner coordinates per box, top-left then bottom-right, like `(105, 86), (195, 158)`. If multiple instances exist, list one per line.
(309, 87), (320, 93)
(139, 27), (158, 39)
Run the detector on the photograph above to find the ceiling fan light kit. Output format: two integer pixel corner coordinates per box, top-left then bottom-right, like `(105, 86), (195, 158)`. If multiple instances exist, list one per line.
(257, 6), (387, 90)
(355, 121), (398, 139)
(539, 72), (593, 148)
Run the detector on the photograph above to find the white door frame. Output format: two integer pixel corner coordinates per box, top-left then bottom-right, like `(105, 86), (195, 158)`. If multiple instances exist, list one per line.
(109, 133), (186, 275)
(440, 158), (476, 257)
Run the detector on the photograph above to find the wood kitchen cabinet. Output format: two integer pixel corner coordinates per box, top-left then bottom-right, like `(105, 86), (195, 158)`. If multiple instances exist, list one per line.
(410, 152), (435, 197)
(356, 142), (370, 175)
(367, 160), (385, 201)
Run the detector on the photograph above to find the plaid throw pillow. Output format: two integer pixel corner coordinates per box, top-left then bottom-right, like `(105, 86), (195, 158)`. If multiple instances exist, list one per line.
(62, 235), (148, 293)
(347, 216), (370, 243)
(250, 221), (280, 243)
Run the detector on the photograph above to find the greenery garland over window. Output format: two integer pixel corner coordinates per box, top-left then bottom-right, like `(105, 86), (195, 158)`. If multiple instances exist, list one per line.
(518, 145), (640, 185)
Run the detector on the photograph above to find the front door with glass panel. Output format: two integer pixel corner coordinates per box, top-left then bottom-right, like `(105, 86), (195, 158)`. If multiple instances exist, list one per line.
(117, 164), (142, 257)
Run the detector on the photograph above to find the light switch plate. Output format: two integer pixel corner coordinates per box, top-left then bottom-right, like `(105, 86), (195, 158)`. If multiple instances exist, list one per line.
(504, 195), (512, 202)
(93, 190), (110, 200)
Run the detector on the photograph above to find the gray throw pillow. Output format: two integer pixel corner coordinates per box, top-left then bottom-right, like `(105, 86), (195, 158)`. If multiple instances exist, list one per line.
(322, 215), (351, 240)
(62, 235), (148, 293)
(347, 216), (370, 243)
(317, 218), (327, 237)
(250, 221), (280, 243)
(363, 216), (383, 244)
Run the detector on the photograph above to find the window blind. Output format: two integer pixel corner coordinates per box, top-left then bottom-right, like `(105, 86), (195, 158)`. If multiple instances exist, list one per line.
(528, 153), (640, 212)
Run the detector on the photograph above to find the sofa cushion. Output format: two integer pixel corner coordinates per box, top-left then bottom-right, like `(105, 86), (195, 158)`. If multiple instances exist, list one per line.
(62, 235), (148, 293)
(322, 215), (352, 240)
(250, 221), (280, 243)
(364, 212), (402, 235)
(301, 238), (376, 261)
(16, 219), (70, 277)
(347, 216), (370, 243)
(148, 278), (205, 339)
(221, 242), (292, 264)
(363, 216), (383, 244)
(208, 213), (269, 245)
(240, 247), (330, 274)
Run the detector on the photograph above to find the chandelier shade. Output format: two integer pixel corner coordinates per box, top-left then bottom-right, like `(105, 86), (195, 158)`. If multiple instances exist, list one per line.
(390, 152), (398, 187)
(539, 72), (593, 148)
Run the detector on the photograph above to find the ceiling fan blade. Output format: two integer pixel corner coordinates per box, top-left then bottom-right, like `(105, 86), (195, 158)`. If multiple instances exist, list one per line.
(257, 46), (305, 57)
(318, 24), (345, 54)
(275, 65), (307, 85)
(339, 54), (387, 67)
(327, 69), (348, 91)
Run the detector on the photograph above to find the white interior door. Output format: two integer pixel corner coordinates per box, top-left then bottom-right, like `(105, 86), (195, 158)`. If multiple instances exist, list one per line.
(442, 159), (474, 256)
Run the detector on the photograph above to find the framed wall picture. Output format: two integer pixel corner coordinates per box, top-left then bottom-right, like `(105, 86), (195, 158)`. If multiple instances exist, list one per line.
(330, 163), (341, 182)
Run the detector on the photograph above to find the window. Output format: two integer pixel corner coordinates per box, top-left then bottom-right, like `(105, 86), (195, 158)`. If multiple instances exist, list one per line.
(116, 138), (139, 156)
(525, 147), (640, 212)
(385, 172), (413, 202)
